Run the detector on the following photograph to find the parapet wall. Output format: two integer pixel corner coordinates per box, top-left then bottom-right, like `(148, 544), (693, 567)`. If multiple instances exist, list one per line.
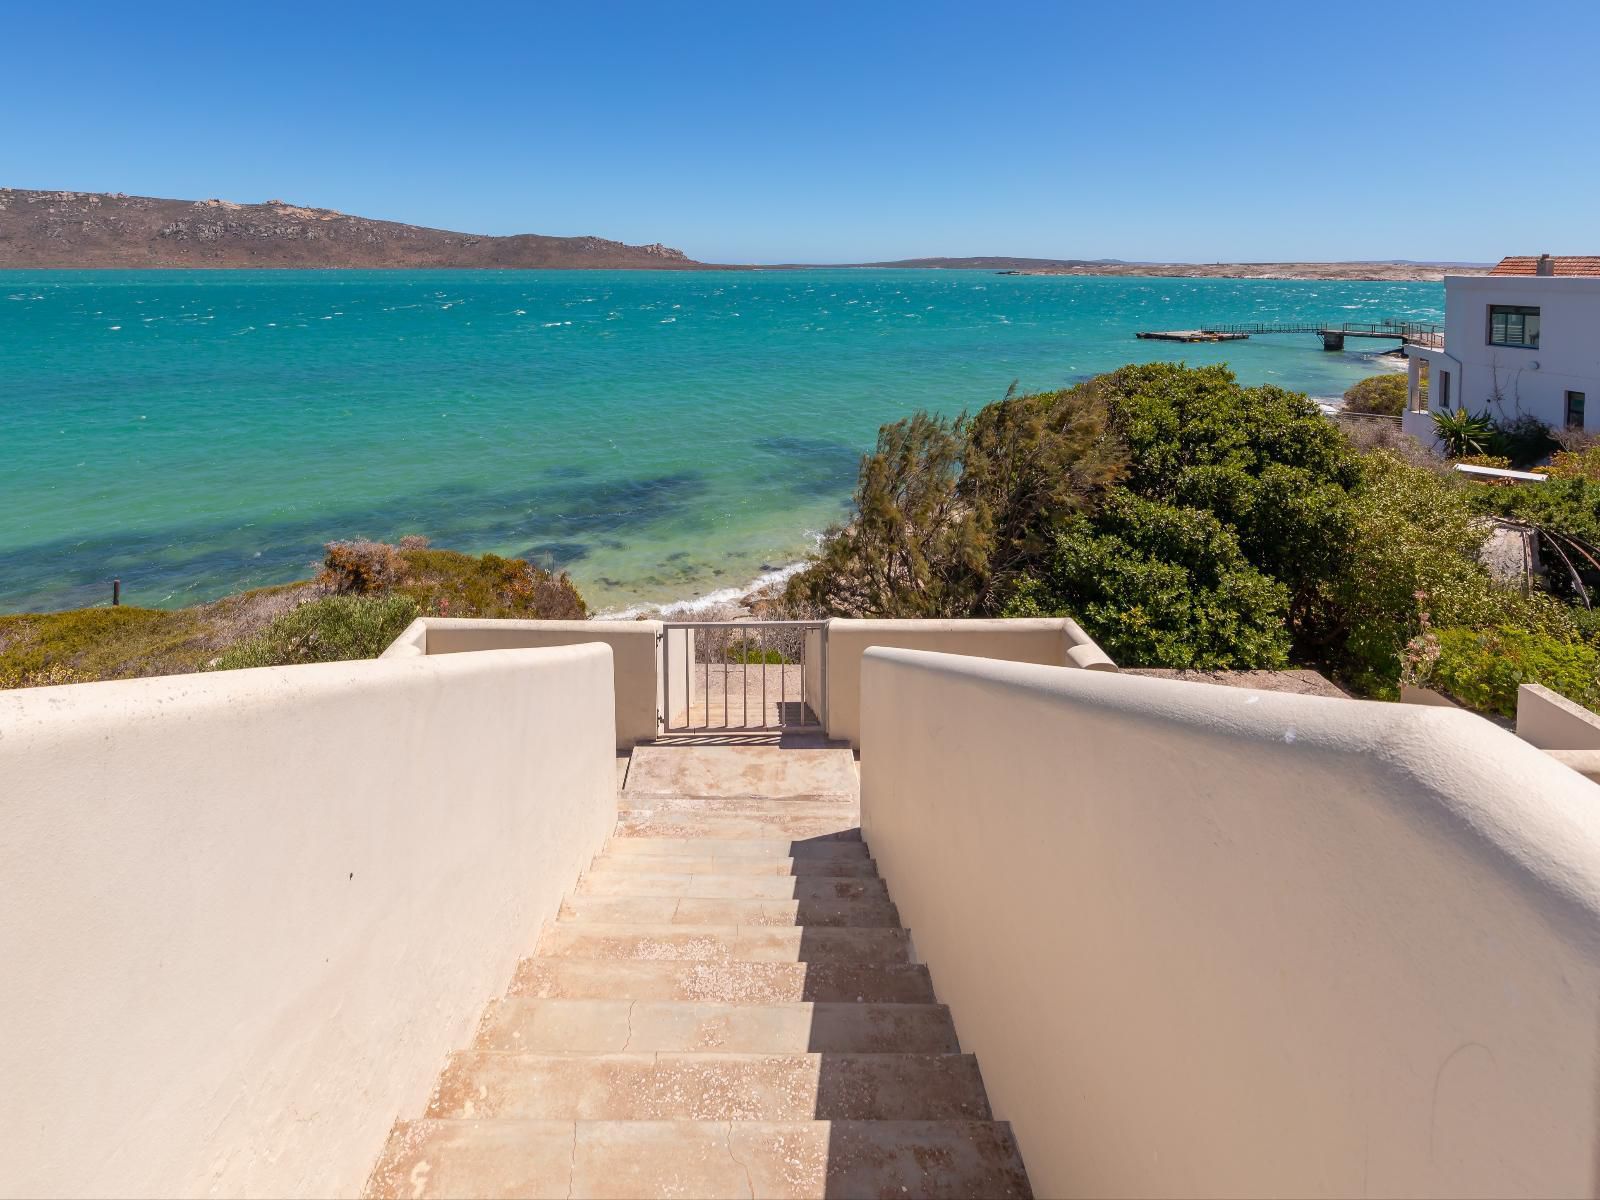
(860, 648), (1600, 1198)
(384, 617), (691, 748)
(818, 617), (1115, 747)
(0, 644), (618, 1198)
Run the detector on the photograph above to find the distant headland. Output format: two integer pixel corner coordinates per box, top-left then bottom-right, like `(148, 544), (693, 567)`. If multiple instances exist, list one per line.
(0, 187), (1487, 279)
(0, 189), (708, 270)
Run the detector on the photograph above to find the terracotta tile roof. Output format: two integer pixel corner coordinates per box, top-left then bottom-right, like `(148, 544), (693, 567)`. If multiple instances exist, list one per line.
(1491, 255), (1600, 277)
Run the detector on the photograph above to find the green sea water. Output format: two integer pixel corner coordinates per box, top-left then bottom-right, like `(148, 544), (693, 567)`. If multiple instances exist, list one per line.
(0, 269), (1441, 614)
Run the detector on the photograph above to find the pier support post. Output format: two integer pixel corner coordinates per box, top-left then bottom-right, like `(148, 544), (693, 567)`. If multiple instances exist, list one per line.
(1321, 331), (1345, 351)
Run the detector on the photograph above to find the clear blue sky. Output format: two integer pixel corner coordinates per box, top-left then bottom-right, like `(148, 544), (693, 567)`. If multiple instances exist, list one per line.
(5, 0), (1597, 264)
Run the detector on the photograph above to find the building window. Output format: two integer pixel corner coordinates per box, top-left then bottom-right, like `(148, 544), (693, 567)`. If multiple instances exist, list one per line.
(1488, 304), (1540, 348)
(1568, 391), (1587, 430)
(1438, 370), (1451, 410)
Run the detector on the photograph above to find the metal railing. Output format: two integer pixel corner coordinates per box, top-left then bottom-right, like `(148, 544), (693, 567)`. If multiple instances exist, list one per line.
(661, 620), (826, 735)
(1200, 319), (1443, 343)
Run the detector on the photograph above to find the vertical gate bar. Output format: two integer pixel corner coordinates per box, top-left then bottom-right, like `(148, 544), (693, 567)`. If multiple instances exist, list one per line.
(799, 626), (807, 728)
(761, 627), (769, 730)
(723, 629), (729, 730)
(703, 637), (709, 733)
(742, 628), (748, 729)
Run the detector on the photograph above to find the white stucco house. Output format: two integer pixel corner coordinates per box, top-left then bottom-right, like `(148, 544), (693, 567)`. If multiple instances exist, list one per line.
(1404, 255), (1600, 448)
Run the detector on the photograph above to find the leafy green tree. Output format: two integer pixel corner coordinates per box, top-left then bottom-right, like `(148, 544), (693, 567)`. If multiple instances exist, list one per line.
(1003, 490), (1291, 669)
(788, 387), (1125, 616)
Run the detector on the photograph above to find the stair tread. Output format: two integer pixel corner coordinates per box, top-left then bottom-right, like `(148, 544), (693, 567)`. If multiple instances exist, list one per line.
(558, 894), (901, 927)
(428, 1051), (990, 1121)
(511, 958), (934, 1003)
(589, 854), (880, 877)
(474, 998), (959, 1054)
(575, 872), (890, 900)
(604, 837), (871, 860)
(614, 814), (864, 840)
(366, 1118), (1032, 1200)
(537, 922), (910, 963)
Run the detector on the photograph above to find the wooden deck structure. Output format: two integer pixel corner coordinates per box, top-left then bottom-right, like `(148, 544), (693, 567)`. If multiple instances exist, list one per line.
(1136, 320), (1443, 351)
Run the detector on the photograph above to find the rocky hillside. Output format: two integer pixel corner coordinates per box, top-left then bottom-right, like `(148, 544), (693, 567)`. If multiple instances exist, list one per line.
(0, 188), (708, 269)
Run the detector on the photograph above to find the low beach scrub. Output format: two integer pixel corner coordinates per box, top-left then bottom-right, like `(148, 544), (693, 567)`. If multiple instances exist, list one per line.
(0, 541), (589, 689)
(211, 594), (420, 670)
(1426, 627), (1600, 718)
(1341, 373), (1407, 417)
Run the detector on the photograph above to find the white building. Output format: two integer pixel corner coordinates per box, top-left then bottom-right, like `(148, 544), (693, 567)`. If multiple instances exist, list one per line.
(1404, 255), (1600, 447)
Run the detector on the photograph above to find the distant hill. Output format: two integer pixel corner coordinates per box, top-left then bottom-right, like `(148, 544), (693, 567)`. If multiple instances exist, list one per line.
(848, 256), (1128, 270)
(0, 189), (712, 269)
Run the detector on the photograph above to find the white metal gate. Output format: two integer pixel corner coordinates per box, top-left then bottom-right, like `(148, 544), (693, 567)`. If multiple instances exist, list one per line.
(661, 621), (826, 734)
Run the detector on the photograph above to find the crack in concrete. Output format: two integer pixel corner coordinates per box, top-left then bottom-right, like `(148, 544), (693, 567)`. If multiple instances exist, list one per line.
(563, 1122), (577, 1200)
(725, 1122), (756, 1199)
(622, 1000), (637, 1051)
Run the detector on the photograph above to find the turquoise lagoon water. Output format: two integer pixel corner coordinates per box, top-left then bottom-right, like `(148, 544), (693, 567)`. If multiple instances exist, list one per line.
(0, 269), (1442, 614)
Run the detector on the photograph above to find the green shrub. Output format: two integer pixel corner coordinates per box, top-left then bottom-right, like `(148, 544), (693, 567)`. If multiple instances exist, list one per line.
(1489, 413), (1559, 468)
(1003, 490), (1291, 669)
(1429, 626), (1600, 717)
(210, 594), (419, 670)
(1341, 374), (1407, 416)
(1324, 451), (1568, 695)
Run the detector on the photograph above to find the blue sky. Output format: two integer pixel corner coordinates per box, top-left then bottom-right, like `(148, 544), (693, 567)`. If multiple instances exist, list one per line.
(4, 0), (1597, 264)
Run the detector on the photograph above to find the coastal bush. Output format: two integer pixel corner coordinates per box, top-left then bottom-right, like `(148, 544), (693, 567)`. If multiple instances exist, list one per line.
(1488, 413), (1560, 469)
(211, 594), (419, 670)
(1341, 373), (1407, 416)
(319, 539), (408, 594)
(1321, 452), (1567, 696)
(1426, 626), (1600, 718)
(398, 547), (587, 619)
(1003, 491), (1291, 669)
(1541, 446), (1600, 482)
(787, 395), (1126, 617)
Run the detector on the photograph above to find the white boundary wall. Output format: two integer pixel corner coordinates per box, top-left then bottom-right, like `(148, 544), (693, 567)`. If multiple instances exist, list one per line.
(861, 648), (1600, 1198)
(814, 617), (1115, 747)
(0, 644), (617, 1198)
(383, 617), (691, 748)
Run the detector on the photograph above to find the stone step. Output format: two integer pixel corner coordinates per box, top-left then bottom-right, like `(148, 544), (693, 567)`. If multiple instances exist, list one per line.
(474, 998), (961, 1055)
(616, 795), (860, 818)
(574, 872), (890, 902)
(623, 743), (860, 801)
(536, 923), (911, 963)
(427, 1051), (991, 1122)
(366, 1118), (1032, 1199)
(589, 853), (880, 878)
(614, 813), (863, 841)
(602, 836), (871, 861)
(510, 958), (935, 1004)
(558, 894), (901, 928)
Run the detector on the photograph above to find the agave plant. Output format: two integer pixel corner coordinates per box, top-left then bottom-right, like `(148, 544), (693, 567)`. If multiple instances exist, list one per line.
(1431, 407), (1495, 459)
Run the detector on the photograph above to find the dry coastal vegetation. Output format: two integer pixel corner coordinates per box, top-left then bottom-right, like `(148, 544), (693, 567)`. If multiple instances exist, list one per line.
(0, 541), (584, 688)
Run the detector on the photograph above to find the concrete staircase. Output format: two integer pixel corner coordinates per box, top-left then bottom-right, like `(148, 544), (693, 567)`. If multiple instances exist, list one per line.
(367, 745), (1030, 1199)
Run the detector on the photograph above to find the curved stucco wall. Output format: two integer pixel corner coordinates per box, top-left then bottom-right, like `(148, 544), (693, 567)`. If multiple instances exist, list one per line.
(385, 618), (673, 747)
(820, 617), (1115, 747)
(860, 648), (1600, 1198)
(0, 644), (617, 1199)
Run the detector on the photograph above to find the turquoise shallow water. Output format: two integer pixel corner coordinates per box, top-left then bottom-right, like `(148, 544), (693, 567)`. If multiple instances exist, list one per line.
(0, 269), (1441, 614)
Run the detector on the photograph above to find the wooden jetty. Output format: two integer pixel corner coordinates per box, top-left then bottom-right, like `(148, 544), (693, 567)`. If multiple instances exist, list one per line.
(1136, 319), (1443, 351)
(1135, 329), (1250, 343)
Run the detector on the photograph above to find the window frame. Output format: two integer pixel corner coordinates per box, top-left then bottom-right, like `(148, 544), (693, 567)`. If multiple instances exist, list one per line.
(1567, 391), (1587, 431)
(1487, 304), (1541, 349)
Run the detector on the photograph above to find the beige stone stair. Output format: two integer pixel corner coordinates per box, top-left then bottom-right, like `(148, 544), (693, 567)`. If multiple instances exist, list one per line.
(367, 748), (1030, 1198)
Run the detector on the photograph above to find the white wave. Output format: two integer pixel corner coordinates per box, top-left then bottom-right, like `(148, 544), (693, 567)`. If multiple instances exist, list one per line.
(596, 549), (820, 621)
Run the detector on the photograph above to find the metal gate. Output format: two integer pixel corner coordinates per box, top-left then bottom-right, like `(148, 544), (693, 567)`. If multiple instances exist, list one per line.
(661, 621), (826, 734)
